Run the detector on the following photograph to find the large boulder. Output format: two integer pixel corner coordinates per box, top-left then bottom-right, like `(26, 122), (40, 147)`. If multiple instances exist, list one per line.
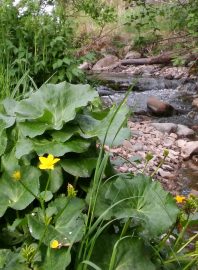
(92, 55), (119, 71)
(147, 96), (176, 116)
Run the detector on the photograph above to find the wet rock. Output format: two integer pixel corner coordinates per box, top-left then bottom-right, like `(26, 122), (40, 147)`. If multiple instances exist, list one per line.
(125, 51), (141, 59)
(92, 55), (119, 71)
(176, 124), (195, 137)
(147, 96), (176, 116)
(151, 122), (177, 133)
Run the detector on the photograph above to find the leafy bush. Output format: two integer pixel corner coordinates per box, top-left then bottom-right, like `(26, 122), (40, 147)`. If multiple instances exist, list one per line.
(0, 0), (117, 99)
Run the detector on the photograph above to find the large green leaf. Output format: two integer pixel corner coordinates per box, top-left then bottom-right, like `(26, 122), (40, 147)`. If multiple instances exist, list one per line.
(14, 82), (98, 137)
(32, 137), (91, 156)
(0, 166), (40, 217)
(39, 247), (71, 270)
(90, 234), (156, 270)
(93, 174), (179, 237)
(77, 104), (130, 146)
(61, 157), (97, 177)
(15, 137), (33, 158)
(48, 166), (63, 193)
(28, 197), (86, 245)
(15, 137), (91, 157)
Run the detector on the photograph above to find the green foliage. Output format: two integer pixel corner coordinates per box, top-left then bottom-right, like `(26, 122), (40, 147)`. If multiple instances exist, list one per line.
(91, 235), (156, 270)
(93, 174), (179, 237)
(0, 0), (117, 99)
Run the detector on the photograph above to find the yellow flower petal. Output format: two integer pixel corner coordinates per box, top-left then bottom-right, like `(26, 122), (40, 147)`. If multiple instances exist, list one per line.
(52, 158), (60, 164)
(175, 195), (186, 203)
(38, 154), (60, 170)
(50, 239), (59, 249)
(47, 154), (54, 162)
(12, 170), (21, 181)
(39, 156), (47, 163)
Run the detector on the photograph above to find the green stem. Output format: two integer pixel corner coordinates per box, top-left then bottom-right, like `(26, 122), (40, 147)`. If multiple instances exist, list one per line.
(151, 156), (166, 177)
(164, 253), (198, 264)
(120, 218), (131, 238)
(19, 179), (45, 217)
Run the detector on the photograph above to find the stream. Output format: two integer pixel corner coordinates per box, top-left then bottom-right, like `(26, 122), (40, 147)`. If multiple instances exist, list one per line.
(89, 71), (198, 193)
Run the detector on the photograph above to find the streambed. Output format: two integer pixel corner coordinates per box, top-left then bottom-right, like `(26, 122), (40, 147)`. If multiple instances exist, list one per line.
(89, 71), (198, 194)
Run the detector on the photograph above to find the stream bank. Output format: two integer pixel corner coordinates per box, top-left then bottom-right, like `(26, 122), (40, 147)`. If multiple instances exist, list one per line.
(87, 64), (198, 195)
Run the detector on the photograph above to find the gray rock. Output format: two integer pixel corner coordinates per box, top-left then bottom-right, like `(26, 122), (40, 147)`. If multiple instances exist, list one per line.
(151, 122), (177, 133)
(182, 141), (198, 157)
(176, 125), (195, 137)
(92, 55), (119, 71)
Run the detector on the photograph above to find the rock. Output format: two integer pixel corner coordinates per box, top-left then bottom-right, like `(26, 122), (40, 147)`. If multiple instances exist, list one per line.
(78, 61), (91, 70)
(163, 137), (174, 147)
(151, 122), (177, 133)
(192, 98), (198, 110)
(158, 168), (175, 179)
(92, 55), (119, 71)
(176, 139), (187, 148)
(182, 141), (198, 157)
(125, 51), (141, 59)
(147, 96), (176, 116)
(176, 124), (195, 137)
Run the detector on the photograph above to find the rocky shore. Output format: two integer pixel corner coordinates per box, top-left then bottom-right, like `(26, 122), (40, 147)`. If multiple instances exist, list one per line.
(105, 117), (198, 195)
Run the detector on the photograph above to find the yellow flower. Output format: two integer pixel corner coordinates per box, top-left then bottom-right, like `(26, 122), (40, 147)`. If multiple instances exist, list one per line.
(50, 239), (59, 249)
(12, 170), (21, 181)
(39, 154), (60, 170)
(175, 195), (186, 204)
(67, 183), (77, 198)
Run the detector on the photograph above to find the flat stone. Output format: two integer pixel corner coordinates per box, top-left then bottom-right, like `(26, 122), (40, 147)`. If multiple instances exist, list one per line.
(176, 124), (195, 137)
(151, 122), (177, 134)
